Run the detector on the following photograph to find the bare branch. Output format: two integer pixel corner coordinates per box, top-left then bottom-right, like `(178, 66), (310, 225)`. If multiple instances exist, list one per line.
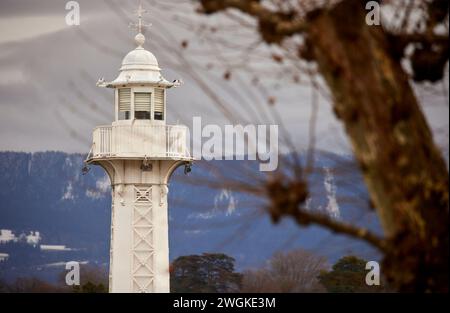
(198, 0), (307, 43)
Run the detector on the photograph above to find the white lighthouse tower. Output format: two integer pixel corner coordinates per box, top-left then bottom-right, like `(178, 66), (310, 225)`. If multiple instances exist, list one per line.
(85, 4), (192, 293)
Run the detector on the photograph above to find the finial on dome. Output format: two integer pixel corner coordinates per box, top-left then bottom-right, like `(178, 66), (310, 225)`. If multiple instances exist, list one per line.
(135, 33), (145, 47)
(129, 1), (151, 48)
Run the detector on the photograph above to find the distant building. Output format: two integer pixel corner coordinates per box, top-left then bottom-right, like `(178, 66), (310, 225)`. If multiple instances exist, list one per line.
(0, 229), (42, 246)
(0, 253), (9, 262)
(26, 231), (41, 246)
(0, 229), (17, 243)
(40, 245), (71, 251)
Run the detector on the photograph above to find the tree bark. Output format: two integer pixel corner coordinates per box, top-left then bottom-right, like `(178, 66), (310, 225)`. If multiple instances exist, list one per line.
(305, 0), (449, 292)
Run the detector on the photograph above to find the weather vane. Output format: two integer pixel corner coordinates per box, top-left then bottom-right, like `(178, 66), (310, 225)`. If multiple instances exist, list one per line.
(129, 1), (151, 34)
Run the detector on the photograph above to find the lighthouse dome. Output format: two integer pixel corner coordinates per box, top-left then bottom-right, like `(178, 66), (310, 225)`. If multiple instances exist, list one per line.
(120, 47), (159, 71)
(108, 33), (172, 87)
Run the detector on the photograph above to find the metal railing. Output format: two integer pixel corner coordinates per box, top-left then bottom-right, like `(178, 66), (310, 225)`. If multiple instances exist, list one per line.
(91, 124), (191, 159)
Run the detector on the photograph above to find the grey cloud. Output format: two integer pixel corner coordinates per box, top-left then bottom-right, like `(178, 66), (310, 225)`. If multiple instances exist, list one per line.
(0, 0), (446, 154)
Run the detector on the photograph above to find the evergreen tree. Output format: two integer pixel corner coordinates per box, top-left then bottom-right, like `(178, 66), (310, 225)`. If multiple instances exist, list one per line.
(171, 253), (242, 293)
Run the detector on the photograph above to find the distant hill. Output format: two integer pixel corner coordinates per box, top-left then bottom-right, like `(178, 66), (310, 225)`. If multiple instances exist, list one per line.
(0, 151), (382, 283)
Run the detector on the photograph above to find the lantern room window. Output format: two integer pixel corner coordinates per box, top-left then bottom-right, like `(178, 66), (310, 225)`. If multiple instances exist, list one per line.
(154, 88), (165, 120)
(134, 92), (151, 120)
(116, 88), (165, 121)
(118, 88), (131, 120)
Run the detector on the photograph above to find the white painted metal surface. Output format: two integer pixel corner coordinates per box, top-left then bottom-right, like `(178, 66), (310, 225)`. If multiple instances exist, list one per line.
(86, 4), (192, 293)
(106, 160), (175, 293)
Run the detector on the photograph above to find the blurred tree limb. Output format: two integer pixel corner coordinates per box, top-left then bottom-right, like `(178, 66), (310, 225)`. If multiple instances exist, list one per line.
(198, 0), (449, 292)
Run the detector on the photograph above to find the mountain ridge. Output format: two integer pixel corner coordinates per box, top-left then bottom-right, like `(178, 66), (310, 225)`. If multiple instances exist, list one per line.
(0, 151), (381, 283)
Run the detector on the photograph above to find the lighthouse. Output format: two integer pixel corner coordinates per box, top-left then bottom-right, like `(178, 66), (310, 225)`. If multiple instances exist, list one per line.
(85, 5), (192, 293)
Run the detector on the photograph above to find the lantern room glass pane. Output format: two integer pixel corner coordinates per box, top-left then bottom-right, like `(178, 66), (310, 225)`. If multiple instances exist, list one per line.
(134, 92), (151, 120)
(118, 88), (131, 120)
(154, 89), (164, 120)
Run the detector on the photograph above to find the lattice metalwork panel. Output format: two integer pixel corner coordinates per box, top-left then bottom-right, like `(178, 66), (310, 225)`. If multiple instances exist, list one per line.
(132, 186), (154, 292)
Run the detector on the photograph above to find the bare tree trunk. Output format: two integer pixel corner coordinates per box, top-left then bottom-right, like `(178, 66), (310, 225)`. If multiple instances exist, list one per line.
(304, 0), (449, 292)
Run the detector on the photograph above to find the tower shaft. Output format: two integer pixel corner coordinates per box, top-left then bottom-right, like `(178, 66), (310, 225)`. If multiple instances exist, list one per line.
(99, 159), (180, 293)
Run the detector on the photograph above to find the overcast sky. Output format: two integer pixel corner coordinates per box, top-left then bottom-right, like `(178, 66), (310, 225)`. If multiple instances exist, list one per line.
(0, 0), (448, 156)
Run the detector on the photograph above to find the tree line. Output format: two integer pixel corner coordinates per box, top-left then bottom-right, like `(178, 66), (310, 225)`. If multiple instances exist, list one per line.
(0, 250), (390, 293)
